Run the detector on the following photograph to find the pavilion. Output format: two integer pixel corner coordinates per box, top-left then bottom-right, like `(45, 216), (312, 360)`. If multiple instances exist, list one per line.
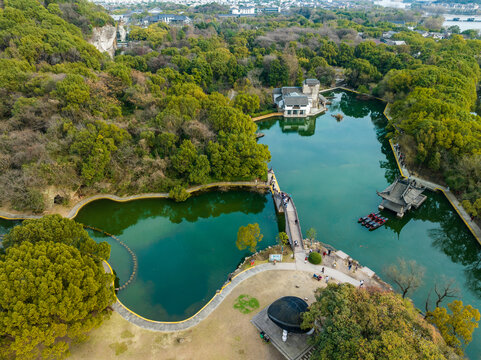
(251, 296), (314, 360)
(377, 178), (427, 218)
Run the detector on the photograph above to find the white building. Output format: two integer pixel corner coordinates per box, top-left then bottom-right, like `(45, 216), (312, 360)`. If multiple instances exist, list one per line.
(231, 6), (256, 15)
(273, 79), (326, 118)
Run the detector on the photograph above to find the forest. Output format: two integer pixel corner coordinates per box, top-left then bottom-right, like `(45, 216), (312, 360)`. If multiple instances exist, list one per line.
(0, 0), (481, 223)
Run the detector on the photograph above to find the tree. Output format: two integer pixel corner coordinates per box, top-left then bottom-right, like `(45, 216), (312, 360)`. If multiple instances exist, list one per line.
(236, 223), (263, 253)
(384, 258), (424, 298)
(169, 185), (191, 202)
(232, 92), (260, 115)
(54, 74), (91, 112)
(3, 214), (110, 260)
(426, 300), (480, 356)
(425, 278), (460, 315)
(302, 284), (458, 360)
(277, 231), (289, 253)
(0, 241), (115, 360)
(306, 227), (317, 246)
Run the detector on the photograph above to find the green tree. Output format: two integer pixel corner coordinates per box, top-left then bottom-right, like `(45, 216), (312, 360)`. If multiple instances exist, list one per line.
(384, 258), (425, 298)
(427, 300), (480, 356)
(236, 223), (263, 253)
(306, 227), (317, 246)
(54, 74), (91, 112)
(4, 214), (110, 259)
(276, 231), (289, 253)
(0, 241), (115, 360)
(169, 185), (191, 202)
(302, 284), (458, 360)
(232, 92), (260, 115)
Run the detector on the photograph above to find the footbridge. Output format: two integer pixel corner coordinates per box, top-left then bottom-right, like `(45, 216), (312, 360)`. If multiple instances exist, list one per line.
(268, 170), (305, 253)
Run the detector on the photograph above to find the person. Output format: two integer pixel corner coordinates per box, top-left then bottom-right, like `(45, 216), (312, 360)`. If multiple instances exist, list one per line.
(360, 280), (364, 288)
(273, 259), (277, 266)
(321, 267), (325, 273)
(333, 262), (337, 268)
(305, 256), (308, 264)
(309, 249), (313, 253)
(325, 275), (329, 284)
(327, 249), (331, 256)
(323, 251), (327, 256)
(348, 263), (352, 271)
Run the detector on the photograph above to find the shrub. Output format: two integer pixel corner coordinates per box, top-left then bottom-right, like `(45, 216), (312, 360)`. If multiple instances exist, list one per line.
(169, 185), (190, 202)
(308, 252), (322, 265)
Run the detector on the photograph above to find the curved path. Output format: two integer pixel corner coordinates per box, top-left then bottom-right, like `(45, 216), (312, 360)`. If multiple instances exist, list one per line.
(105, 255), (372, 332)
(0, 181), (269, 221)
(389, 138), (481, 245)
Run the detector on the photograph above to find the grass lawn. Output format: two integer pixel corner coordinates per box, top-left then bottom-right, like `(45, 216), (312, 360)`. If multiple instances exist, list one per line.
(70, 270), (326, 360)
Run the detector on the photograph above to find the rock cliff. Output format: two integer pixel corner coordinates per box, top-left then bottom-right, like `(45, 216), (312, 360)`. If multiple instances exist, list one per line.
(89, 25), (117, 58)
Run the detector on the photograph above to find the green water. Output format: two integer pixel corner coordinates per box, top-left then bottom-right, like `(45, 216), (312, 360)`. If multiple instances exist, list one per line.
(258, 90), (481, 358)
(1, 90), (480, 357)
(73, 191), (280, 321)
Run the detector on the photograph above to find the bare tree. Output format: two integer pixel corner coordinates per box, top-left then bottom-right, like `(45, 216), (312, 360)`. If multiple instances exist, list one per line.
(425, 278), (460, 317)
(384, 258), (425, 298)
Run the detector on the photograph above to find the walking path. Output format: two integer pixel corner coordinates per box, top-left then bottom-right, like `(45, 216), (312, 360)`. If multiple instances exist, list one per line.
(389, 139), (481, 245)
(105, 249), (377, 332)
(107, 168), (382, 332)
(252, 112), (284, 122)
(268, 170), (304, 251)
(0, 181), (269, 221)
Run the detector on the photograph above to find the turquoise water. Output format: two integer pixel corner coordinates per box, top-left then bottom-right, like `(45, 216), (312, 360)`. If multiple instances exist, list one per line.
(258, 90), (481, 358)
(74, 191), (280, 321)
(2, 89), (480, 357)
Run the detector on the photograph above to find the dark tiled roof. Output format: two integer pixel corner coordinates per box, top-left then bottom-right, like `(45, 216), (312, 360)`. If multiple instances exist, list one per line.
(281, 87), (302, 96)
(284, 95), (309, 106)
(304, 79), (320, 86)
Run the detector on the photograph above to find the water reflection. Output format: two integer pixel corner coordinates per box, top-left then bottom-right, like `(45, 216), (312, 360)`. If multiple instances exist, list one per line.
(75, 190), (270, 235)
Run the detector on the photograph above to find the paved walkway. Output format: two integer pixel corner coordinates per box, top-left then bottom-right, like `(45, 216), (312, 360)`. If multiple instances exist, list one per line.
(108, 247), (378, 332)
(389, 139), (481, 245)
(252, 112), (284, 122)
(0, 181), (269, 221)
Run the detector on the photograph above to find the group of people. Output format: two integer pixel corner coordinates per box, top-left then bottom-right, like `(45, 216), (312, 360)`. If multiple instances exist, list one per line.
(393, 143), (406, 168)
(259, 331), (270, 343)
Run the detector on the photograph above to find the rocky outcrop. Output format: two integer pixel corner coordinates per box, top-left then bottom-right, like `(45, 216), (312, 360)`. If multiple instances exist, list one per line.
(89, 25), (117, 58)
(118, 24), (127, 42)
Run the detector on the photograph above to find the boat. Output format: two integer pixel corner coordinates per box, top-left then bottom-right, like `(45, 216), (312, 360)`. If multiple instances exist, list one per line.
(358, 211), (389, 230)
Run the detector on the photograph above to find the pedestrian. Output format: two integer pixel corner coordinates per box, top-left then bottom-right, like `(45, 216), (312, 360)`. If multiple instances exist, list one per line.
(327, 249), (331, 256)
(323, 251), (327, 256)
(333, 262), (337, 268)
(321, 267), (325, 273)
(360, 280), (364, 288)
(305, 256), (308, 264)
(325, 275), (329, 284)
(348, 264), (352, 271)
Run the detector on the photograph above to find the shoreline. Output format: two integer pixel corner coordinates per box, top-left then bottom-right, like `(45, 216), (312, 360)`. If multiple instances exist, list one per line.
(0, 181), (269, 221)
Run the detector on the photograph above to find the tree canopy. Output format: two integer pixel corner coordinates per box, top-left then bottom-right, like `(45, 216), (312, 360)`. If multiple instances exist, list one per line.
(3, 214), (110, 260)
(236, 223), (263, 253)
(302, 284), (460, 360)
(0, 241), (115, 360)
(427, 300), (480, 356)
